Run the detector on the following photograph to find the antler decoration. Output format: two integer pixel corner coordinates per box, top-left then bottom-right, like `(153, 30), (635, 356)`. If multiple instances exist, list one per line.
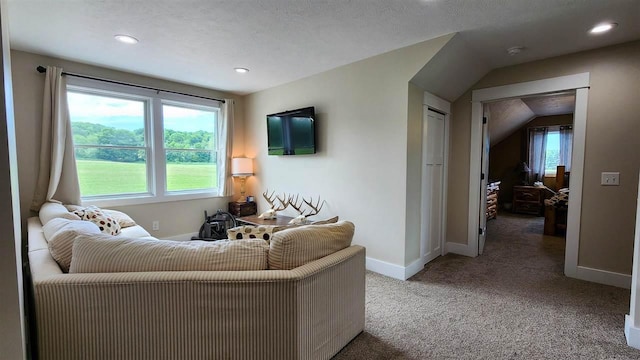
(262, 189), (288, 211)
(288, 194), (306, 216)
(303, 196), (326, 217)
(288, 194), (326, 224)
(259, 189), (289, 219)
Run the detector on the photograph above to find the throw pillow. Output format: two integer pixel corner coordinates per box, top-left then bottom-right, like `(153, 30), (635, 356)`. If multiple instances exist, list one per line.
(73, 205), (121, 235)
(39, 202), (81, 225)
(310, 216), (339, 225)
(268, 221), (355, 270)
(42, 218), (102, 272)
(227, 225), (275, 241)
(69, 235), (269, 273)
(102, 209), (137, 228)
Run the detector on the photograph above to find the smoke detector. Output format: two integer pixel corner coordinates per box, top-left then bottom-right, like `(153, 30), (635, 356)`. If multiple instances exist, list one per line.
(507, 46), (525, 56)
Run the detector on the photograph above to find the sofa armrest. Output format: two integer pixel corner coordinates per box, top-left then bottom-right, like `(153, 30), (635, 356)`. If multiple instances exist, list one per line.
(30, 245), (365, 360)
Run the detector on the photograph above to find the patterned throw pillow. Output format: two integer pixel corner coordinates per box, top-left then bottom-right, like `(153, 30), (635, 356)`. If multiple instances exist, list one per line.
(73, 205), (121, 235)
(227, 225), (275, 241)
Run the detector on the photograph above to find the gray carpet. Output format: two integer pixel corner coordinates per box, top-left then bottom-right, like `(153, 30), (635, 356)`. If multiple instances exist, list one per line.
(334, 212), (638, 359)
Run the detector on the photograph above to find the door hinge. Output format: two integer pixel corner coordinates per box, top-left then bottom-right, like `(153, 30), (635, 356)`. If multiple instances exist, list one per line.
(481, 173), (485, 180)
(479, 227), (484, 235)
(482, 117), (487, 124)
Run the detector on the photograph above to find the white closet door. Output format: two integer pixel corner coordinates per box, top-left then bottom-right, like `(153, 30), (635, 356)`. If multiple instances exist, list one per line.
(421, 108), (445, 264)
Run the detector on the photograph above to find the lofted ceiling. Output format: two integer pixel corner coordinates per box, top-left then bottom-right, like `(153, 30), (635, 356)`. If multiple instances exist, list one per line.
(487, 93), (576, 146)
(6, 1), (640, 95)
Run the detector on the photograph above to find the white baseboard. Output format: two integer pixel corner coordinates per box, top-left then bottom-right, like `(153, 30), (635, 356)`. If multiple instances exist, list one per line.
(445, 241), (476, 257)
(405, 258), (427, 280)
(626, 315), (640, 349)
(161, 232), (198, 241)
(367, 257), (427, 281)
(573, 266), (631, 289)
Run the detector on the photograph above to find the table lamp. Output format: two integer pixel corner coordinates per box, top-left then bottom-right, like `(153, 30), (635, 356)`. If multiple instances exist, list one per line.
(231, 157), (253, 202)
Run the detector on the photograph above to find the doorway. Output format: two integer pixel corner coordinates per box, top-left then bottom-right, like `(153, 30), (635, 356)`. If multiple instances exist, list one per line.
(468, 73), (590, 280)
(481, 93), (576, 270)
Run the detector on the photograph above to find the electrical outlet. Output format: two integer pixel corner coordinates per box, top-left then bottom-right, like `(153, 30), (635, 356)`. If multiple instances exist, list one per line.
(152, 221), (160, 231)
(601, 172), (620, 186)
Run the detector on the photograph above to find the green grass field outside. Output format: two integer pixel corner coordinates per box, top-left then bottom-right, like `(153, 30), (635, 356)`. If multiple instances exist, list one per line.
(76, 159), (217, 196)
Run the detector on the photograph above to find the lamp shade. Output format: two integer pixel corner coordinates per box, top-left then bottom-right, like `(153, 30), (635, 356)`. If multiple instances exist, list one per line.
(231, 157), (253, 176)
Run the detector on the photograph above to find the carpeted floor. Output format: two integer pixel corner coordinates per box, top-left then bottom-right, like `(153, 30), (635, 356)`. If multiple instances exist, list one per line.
(334, 212), (638, 359)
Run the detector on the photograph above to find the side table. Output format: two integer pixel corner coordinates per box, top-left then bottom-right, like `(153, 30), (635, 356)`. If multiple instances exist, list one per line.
(228, 201), (257, 217)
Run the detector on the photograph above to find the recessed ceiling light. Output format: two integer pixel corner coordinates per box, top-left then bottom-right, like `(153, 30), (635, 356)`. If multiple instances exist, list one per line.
(589, 22), (618, 34)
(114, 34), (139, 44)
(234, 67), (249, 73)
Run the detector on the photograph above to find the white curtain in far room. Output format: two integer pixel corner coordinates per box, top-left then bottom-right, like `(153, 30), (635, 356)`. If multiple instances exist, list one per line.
(559, 125), (573, 171)
(528, 127), (548, 182)
(218, 99), (234, 196)
(30, 66), (81, 210)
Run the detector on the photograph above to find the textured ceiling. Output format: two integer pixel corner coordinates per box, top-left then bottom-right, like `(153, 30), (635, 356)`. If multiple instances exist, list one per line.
(488, 93), (576, 146)
(7, 0), (640, 95)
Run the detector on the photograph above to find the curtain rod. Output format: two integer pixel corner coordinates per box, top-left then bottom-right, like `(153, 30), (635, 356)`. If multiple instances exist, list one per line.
(36, 66), (225, 103)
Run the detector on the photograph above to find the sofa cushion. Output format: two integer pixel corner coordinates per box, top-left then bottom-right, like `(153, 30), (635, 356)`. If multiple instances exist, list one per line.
(119, 224), (152, 238)
(268, 221), (355, 270)
(69, 235), (270, 273)
(39, 202), (81, 225)
(227, 225), (275, 241)
(42, 218), (102, 272)
(72, 205), (121, 235)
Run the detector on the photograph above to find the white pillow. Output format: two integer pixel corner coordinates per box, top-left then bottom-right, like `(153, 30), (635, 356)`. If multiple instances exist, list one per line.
(119, 225), (151, 238)
(42, 218), (101, 272)
(69, 235), (269, 273)
(39, 202), (81, 225)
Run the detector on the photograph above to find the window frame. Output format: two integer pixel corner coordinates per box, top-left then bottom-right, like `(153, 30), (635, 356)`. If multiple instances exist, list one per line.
(66, 77), (224, 207)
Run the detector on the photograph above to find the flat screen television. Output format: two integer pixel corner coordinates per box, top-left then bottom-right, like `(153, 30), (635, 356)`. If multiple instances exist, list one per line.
(266, 106), (316, 155)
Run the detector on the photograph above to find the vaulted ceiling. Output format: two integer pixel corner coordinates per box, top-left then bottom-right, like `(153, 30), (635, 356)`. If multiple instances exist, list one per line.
(487, 93), (576, 146)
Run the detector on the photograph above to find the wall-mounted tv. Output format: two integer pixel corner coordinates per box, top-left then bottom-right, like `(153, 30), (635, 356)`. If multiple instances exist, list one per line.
(266, 106), (316, 155)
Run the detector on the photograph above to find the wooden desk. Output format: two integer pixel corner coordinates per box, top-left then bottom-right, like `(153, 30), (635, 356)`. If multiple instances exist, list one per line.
(512, 186), (551, 215)
(237, 215), (295, 227)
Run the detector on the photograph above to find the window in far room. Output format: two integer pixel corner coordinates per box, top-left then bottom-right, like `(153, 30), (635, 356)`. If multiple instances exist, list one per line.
(528, 125), (572, 181)
(66, 78), (223, 206)
(544, 129), (560, 175)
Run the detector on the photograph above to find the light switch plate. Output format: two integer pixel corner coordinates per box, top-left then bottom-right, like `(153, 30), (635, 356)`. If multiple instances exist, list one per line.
(601, 172), (620, 186)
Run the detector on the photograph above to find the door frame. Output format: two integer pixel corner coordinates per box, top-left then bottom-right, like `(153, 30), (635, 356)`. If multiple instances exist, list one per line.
(422, 91), (450, 261)
(467, 73), (590, 280)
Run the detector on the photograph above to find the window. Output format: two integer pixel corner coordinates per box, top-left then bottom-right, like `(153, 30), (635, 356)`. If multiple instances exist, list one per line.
(528, 125), (572, 180)
(544, 130), (560, 174)
(67, 78), (223, 206)
(162, 103), (217, 192)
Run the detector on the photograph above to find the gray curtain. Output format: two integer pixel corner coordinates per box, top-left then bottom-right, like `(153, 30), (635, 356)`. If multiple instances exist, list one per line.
(31, 66), (81, 211)
(217, 99), (234, 196)
(559, 125), (573, 171)
(528, 127), (548, 182)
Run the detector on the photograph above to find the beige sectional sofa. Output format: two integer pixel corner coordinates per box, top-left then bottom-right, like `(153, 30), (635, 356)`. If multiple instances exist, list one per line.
(28, 203), (365, 360)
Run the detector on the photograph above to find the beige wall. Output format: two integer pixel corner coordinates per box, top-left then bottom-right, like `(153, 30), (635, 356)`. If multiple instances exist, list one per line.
(448, 41), (640, 274)
(11, 50), (246, 239)
(244, 35), (452, 267)
(489, 114), (574, 203)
